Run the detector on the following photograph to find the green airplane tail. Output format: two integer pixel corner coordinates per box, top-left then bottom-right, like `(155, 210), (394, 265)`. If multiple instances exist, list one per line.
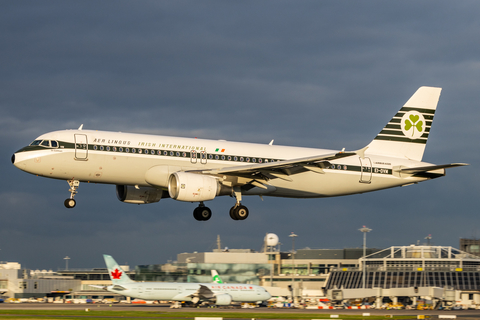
(103, 254), (134, 285)
(211, 270), (223, 283)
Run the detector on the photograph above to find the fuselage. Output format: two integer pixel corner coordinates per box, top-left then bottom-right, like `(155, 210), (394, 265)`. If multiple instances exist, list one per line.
(12, 128), (439, 199)
(107, 281), (270, 302)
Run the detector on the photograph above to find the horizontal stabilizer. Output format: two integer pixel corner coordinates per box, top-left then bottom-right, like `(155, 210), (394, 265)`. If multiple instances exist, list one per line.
(89, 285), (107, 290)
(395, 163), (469, 173)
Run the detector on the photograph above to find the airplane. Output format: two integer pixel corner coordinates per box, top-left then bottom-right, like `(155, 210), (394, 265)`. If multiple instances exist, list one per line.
(11, 87), (467, 221)
(100, 254), (271, 305)
(211, 270), (223, 284)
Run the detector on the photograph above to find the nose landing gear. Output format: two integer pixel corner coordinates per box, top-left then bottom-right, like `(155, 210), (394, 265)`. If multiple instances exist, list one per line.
(64, 180), (80, 208)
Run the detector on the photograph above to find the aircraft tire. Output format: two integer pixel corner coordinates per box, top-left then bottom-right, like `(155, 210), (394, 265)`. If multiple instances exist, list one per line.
(194, 207), (212, 221)
(229, 207), (238, 220)
(64, 198), (76, 208)
(235, 205), (249, 220)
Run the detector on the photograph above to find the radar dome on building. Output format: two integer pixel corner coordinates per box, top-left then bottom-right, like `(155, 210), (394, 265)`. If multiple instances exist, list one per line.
(265, 233), (279, 247)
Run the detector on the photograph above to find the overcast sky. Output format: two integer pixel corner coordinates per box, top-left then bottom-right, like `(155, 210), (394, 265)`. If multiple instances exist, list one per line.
(2, 1), (480, 270)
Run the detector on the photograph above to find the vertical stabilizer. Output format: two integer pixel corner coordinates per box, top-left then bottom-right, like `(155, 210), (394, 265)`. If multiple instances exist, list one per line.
(211, 270), (223, 283)
(103, 254), (134, 285)
(366, 86), (442, 161)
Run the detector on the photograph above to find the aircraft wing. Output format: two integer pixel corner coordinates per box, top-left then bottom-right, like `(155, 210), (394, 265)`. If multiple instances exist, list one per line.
(187, 285), (215, 300)
(197, 149), (360, 184)
(396, 163), (469, 174)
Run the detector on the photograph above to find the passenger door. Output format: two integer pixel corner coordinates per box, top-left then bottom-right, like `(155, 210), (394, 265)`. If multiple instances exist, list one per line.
(74, 134), (88, 160)
(359, 157), (372, 184)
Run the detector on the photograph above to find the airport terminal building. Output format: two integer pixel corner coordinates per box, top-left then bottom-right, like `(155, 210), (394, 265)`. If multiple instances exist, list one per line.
(3, 236), (480, 307)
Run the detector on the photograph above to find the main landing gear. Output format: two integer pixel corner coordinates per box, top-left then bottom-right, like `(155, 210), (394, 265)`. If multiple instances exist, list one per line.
(64, 179), (80, 208)
(192, 188), (250, 221)
(193, 202), (212, 221)
(192, 203), (250, 221)
(230, 187), (248, 220)
(229, 204), (249, 220)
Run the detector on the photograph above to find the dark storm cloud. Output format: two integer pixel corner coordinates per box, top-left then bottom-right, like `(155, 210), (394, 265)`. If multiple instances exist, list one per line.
(1, 1), (480, 269)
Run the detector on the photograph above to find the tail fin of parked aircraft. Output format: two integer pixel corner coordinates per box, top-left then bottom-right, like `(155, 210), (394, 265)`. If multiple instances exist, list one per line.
(211, 270), (223, 283)
(103, 254), (135, 285)
(366, 86), (442, 161)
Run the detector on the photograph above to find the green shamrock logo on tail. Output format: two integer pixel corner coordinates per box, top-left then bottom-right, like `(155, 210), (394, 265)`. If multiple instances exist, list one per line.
(404, 114), (423, 137)
(401, 111), (425, 140)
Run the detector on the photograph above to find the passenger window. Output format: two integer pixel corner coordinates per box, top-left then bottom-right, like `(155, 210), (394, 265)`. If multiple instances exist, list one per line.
(41, 140), (50, 147)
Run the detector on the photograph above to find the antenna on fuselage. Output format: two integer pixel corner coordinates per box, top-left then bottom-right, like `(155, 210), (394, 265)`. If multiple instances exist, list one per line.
(269, 140), (274, 145)
(78, 124), (84, 130)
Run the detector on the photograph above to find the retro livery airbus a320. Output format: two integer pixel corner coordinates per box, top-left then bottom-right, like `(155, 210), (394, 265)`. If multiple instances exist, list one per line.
(12, 87), (467, 221)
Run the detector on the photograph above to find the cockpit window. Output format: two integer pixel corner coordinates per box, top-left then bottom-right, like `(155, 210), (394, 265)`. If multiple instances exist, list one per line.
(30, 140), (59, 148)
(30, 140), (42, 146)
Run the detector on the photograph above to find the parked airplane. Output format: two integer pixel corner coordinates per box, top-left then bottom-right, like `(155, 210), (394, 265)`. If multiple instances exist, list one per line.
(101, 254), (271, 305)
(12, 87), (467, 221)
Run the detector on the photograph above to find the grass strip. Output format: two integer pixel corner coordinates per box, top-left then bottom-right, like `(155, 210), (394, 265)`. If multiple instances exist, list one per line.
(0, 309), (414, 320)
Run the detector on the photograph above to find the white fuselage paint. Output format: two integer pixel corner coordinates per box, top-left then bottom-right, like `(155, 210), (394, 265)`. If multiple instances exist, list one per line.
(13, 129), (437, 199)
(107, 281), (270, 302)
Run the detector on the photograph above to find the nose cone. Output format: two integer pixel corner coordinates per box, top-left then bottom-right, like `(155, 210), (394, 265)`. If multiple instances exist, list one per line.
(12, 152), (27, 171)
(263, 289), (271, 300)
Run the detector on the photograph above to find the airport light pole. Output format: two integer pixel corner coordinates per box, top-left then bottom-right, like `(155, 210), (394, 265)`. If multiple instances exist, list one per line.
(289, 232), (297, 302)
(359, 226), (371, 289)
(64, 256), (70, 271)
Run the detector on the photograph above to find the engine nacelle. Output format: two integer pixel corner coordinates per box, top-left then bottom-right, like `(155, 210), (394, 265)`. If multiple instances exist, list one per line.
(214, 293), (232, 306)
(116, 185), (163, 204)
(168, 172), (219, 202)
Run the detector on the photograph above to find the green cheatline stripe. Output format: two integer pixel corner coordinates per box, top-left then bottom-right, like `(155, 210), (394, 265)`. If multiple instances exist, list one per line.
(379, 130), (430, 138)
(388, 119), (432, 127)
(374, 135), (427, 144)
(400, 106), (436, 114)
(385, 124), (401, 129)
(393, 112), (434, 121)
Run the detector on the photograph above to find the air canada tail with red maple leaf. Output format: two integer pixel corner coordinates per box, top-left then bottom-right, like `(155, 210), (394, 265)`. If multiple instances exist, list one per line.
(104, 254), (135, 285)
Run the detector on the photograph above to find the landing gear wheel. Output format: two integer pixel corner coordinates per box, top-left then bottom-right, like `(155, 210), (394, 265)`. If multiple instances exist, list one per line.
(64, 198), (76, 208)
(193, 206), (212, 221)
(65, 180), (80, 209)
(229, 207), (238, 220)
(230, 205), (249, 220)
(235, 205), (249, 220)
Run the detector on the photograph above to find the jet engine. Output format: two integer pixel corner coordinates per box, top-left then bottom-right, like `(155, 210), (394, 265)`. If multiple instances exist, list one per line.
(116, 185), (164, 204)
(168, 172), (220, 202)
(214, 293), (232, 306)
